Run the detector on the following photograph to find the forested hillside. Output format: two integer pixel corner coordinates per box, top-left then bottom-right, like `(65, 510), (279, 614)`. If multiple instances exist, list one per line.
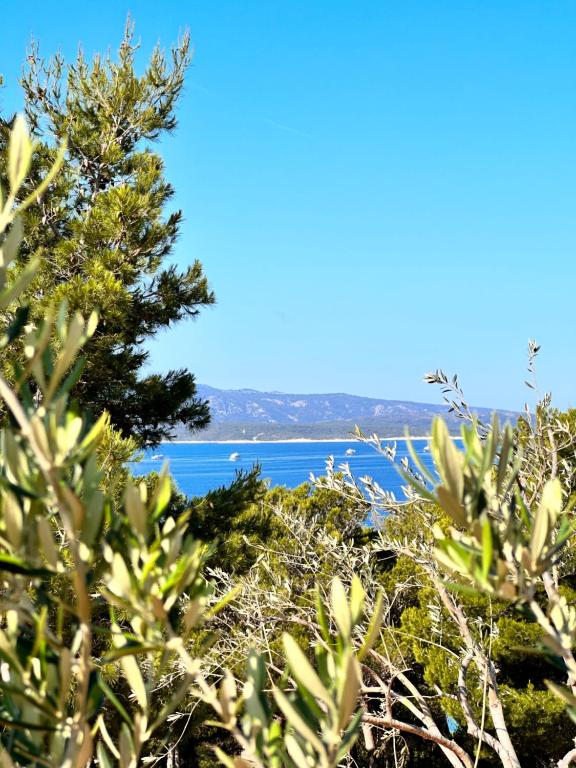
(177, 384), (519, 439)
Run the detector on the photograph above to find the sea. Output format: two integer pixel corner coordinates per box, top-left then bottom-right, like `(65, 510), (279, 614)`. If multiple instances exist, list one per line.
(134, 439), (438, 499)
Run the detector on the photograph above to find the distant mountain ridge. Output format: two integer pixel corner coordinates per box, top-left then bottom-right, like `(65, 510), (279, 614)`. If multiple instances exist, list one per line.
(171, 385), (519, 441)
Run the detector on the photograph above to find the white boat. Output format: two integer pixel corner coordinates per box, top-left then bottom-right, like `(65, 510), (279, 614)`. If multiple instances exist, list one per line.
(229, 452), (240, 461)
(151, 454), (163, 460)
(345, 448), (356, 456)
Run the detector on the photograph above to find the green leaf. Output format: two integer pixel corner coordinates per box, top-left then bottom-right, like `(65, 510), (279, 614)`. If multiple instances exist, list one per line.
(243, 652), (269, 727)
(284, 734), (310, 768)
(0, 259), (40, 311)
(330, 578), (351, 638)
(125, 481), (147, 539)
(496, 425), (512, 494)
(540, 479), (563, 526)
(55, 357), (86, 398)
(8, 115), (33, 192)
(204, 584), (241, 622)
(349, 574), (365, 625)
(481, 515), (493, 579)
(431, 418), (463, 501)
(441, 539), (474, 574)
(0, 553), (52, 577)
(79, 411), (109, 451)
(18, 139), (66, 214)
(96, 742), (115, 768)
(545, 680), (576, 707)
(110, 623), (148, 711)
(337, 653), (361, 730)
(85, 310), (98, 339)
(530, 504), (550, 569)
(315, 586), (331, 643)
(213, 747), (253, 768)
(282, 633), (333, 709)
(119, 653), (148, 711)
(3, 493), (22, 549)
(0, 216), (23, 269)
(0, 305), (30, 349)
(212, 747), (237, 768)
(108, 553), (133, 599)
(444, 580), (485, 597)
(335, 709), (363, 762)
(152, 468), (172, 519)
(98, 675), (132, 726)
(119, 722), (136, 768)
(404, 431), (436, 484)
(102, 642), (161, 663)
(357, 589), (385, 662)
(272, 686), (325, 757)
(437, 486), (467, 527)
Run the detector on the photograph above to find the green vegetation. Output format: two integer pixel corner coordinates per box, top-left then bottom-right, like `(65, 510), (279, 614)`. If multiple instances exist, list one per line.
(0, 112), (370, 768)
(175, 418), (455, 441)
(0, 23), (214, 447)
(1, 23), (576, 768)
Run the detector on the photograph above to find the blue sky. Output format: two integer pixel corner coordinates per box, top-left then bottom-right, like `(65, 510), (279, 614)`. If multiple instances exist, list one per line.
(3, 1), (576, 410)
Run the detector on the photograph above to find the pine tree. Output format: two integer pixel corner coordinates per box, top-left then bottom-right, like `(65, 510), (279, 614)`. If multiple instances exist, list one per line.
(0, 21), (214, 446)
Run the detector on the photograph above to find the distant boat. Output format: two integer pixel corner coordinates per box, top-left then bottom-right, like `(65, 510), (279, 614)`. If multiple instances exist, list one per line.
(345, 448), (356, 456)
(151, 454), (163, 460)
(229, 452), (241, 461)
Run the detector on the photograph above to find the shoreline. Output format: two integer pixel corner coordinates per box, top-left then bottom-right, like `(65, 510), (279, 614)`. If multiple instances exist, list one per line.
(164, 436), (433, 445)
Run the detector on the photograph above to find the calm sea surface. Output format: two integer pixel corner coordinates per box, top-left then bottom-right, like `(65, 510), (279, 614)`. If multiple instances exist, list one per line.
(134, 440), (439, 499)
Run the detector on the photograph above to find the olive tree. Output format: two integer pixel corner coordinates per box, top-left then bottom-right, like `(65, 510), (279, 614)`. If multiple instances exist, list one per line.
(0, 117), (374, 768)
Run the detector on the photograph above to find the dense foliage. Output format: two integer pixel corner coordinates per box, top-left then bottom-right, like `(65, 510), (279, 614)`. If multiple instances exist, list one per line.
(0, 23), (214, 447)
(0, 116), (373, 768)
(3, 23), (576, 768)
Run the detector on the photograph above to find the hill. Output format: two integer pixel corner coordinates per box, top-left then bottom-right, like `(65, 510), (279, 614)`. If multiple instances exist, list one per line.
(171, 385), (519, 441)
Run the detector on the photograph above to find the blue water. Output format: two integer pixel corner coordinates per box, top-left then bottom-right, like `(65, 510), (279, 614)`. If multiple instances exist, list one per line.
(134, 440), (438, 499)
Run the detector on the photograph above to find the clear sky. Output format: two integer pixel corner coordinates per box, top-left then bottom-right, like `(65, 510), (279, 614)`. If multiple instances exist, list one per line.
(3, 1), (576, 410)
